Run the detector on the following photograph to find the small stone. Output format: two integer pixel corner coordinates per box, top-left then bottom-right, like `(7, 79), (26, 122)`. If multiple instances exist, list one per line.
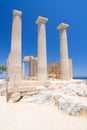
(9, 92), (21, 103)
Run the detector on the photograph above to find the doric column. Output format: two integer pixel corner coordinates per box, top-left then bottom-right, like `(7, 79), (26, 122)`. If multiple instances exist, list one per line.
(36, 16), (48, 81)
(57, 23), (70, 80)
(22, 62), (25, 79)
(7, 10), (22, 82)
(34, 57), (38, 77)
(11, 10), (22, 54)
(29, 56), (34, 77)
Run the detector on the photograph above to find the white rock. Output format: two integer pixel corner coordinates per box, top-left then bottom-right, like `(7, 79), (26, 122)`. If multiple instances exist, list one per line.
(58, 97), (87, 116)
(52, 92), (62, 100)
(20, 91), (52, 104)
(63, 84), (87, 97)
(0, 81), (6, 95)
(9, 93), (21, 103)
(83, 90), (87, 97)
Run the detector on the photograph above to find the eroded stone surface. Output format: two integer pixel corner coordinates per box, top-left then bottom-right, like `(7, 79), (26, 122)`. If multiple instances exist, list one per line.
(8, 92), (21, 103)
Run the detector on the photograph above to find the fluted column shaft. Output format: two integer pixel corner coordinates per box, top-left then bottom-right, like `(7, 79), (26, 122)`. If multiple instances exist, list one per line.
(7, 10), (22, 82)
(36, 16), (48, 81)
(57, 23), (70, 80)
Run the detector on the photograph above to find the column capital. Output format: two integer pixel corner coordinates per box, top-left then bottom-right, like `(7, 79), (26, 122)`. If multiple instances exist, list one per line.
(57, 23), (69, 30)
(13, 9), (22, 17)
(36, 16), (48, 24)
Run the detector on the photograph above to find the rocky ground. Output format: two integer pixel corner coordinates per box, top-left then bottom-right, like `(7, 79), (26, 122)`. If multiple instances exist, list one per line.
(0, 79), (87, 117)
(0, 79), (87, 130)
(0, 79), (6, 96)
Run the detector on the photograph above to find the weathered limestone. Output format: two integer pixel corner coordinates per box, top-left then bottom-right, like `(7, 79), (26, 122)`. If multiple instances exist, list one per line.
(69, 59), (73, 79)
(29, 56), (37, 77)
(29, 56), (34, 77)
(47, 60), (72, 79)
(34, 57), (38, 77)
(23, 56), (38, 78)
(22, 62), (25, 79)
(36, 16), (48, 81)
(47, 62), (61, 79)
(7, 10), (22, 82)
(57, 23), (70, 80)
(22, 55), (72, 80)
(6, 10), (73, 82)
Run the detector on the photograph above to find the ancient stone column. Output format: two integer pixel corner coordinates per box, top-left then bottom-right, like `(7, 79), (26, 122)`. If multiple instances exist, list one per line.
(29, 56), (34, 77)
(7, 10), (22, 82)
(22, 62), (25, 79)
(57, 23), (70, 80)
(36, 16), (48, 81)
(34, 57), (38, 77)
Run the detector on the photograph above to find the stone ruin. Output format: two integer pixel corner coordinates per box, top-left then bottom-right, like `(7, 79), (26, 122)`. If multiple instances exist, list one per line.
(3, 10), (87, 117)
(7, 9), (73, 83)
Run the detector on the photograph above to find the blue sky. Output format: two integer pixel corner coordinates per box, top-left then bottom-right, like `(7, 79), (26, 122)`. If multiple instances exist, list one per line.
(0, 0), (87, 77)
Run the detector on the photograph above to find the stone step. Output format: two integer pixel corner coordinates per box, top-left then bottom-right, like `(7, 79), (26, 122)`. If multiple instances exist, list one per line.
(6, 80), (49, 93)
(7, 81), (50, 88)
(8, 86), (37, 93)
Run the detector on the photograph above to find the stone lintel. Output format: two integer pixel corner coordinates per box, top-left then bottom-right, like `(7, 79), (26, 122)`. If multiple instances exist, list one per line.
(13, 9), (22, 16)
(30, 56), (34, 60)
(57, 23), (69, 30)
(23, 56), (35, 62)
(36, 16), (48, 24)
(23, 56), (30, 62)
